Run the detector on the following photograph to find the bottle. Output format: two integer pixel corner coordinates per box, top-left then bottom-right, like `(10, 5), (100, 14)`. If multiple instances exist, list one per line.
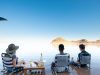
(40, 53), (43, 62)
(30, 60), (32, 67)
(39, 53), (44, 67)
(71, 57), (74, 64)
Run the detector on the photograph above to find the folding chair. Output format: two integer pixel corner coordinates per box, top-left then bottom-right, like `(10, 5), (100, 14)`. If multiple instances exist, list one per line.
(79, 53), (91, 68)
(1, 53), (23, 75)
(51, 54), (70, 74)
(1, 53), (12, 74)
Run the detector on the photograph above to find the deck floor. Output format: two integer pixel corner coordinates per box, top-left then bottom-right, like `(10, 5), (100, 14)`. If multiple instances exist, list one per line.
(0, 66), (93, 75)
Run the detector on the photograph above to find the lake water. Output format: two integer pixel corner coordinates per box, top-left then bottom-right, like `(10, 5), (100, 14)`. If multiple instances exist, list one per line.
(0, 41), (100, 75)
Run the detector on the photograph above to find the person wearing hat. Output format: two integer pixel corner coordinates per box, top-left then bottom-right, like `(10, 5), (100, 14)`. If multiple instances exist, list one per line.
(5, 44), (23, 74)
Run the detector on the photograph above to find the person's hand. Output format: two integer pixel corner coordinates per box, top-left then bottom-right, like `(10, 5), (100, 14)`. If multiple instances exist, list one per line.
(76, 61), (80, 64)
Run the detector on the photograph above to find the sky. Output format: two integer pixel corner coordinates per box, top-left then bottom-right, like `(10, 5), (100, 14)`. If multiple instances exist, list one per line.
(0, 0), (100, 40)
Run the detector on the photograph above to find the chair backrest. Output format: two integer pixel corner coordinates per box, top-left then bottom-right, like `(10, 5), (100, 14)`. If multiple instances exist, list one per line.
(80, 53), (91, 64)
(55, 54), (70, 67)
(1, 53), (13, 68)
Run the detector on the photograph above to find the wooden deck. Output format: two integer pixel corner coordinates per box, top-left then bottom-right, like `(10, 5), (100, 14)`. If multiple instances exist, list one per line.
(0, 66), (93, 75)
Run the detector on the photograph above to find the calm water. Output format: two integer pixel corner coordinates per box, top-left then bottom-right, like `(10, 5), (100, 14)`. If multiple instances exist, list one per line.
(0, 42), (100, 75)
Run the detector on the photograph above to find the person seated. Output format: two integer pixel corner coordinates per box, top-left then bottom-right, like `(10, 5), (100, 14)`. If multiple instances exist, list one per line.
(2, 44), (24, 74)
(78, 44), (91, 67)
(71, 44), (91, 68)
(51, 44), (70, 72)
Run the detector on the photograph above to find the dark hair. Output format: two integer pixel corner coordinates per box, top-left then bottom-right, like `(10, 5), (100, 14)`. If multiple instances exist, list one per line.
(59, 44), (64, 52)
(79, 44), (85, 50)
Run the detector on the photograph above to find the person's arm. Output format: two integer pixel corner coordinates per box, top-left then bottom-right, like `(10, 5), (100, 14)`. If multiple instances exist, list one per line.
(12, 55), (18, 67)
(12, 58), (17, 67)
(77, 53), (80, 63)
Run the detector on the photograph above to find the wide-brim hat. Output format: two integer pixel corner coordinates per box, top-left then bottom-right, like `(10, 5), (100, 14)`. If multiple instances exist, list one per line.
(6, 44), (19, 54)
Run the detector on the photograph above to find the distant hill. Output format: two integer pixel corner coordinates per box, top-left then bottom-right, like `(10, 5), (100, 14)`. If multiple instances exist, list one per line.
(52, 37), (66, 42)
(51, 37), (100, 46)
(51, 37), (70, 46)
(96, 40), (100, 43)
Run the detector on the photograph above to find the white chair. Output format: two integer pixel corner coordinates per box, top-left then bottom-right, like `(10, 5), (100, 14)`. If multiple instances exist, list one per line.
(54, 54), (70, 73)
(80, 53), (91, 68)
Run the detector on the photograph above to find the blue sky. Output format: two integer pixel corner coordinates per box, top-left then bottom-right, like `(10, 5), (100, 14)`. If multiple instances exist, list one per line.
(0, 0), (100, 40)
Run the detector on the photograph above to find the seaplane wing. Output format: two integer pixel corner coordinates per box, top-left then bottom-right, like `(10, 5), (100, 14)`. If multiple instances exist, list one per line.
(0, 17), (7, 21)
